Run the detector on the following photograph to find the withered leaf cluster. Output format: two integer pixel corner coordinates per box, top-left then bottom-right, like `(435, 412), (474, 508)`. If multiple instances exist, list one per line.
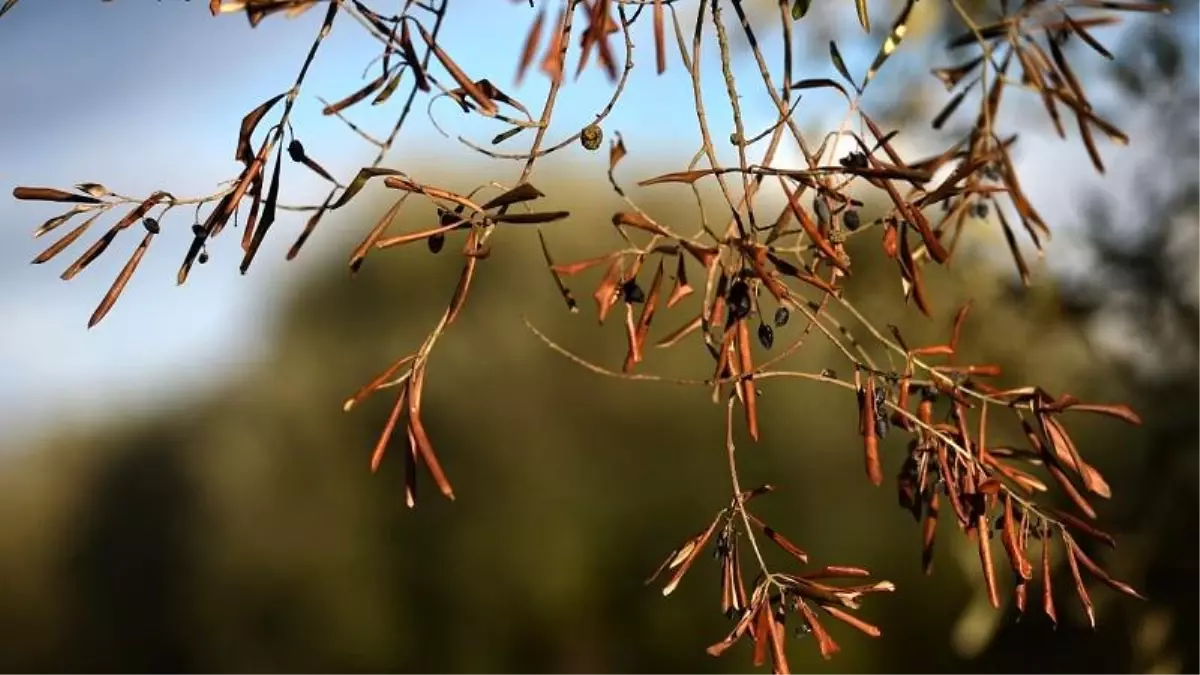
(6, 0), (1167, 669)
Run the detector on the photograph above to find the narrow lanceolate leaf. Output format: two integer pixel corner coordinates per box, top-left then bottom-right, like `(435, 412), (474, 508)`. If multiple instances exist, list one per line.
(822, 604), (882, 636)
(32, 212), (103, 265)
(653, 0), (666, 74)
(0, 0), (21, 18)
(995, 203), (1032, 286)
(321, 71), (389, 115)
(489, 211), (570, 225)
(593, 257), (624, 324)
(89, 231), (153, 328)
(829, 41), (860, 93)
(609, 131), (628, 171)
(932, 83), (973, 130)
(1073, 0), (1169, 11)
(75, 182), (111, 198)
(350, 196), (408, 273)
(656, 314), (702, 348)
(540, 8), (566, 83)
(481, 182), (544, 210)
(624, 260), (665, 372)
(370, 387), (408, 474)
(52, 189), (164, 276)
(516, 7), (545, 85)
(372, 68), (405, 105)
(931, 55), (984, 89)
(1063, 535), (1097, 628)
(240, 141), (285, 274)
(736, 319), (760, 441)
(61, 226), (120, 282)
(417, 24), (497, 115)
(399, 21), (430, 91)
(1041, 531), (1058, 624)
(237, 92), (286, 165)
(13, 186), (102, 205)
(1062, 11), (1114, 59)
(748, 515), (808, 563)
(860, 377), (883, 485)
(538, 230), (580, 313)
(1068, 538), (1146, 600)
(1045, 28), (1089, 112)
(286, 192), (336, 260)
(863, 0), (915, 88)
(407, 371), (455, 501)
(448, 78), (529, 116)
(667, 252), (693, 308)
(798, 601), (841, 659)
(655, 519), (720, 596)
(978, 511), (1001, 608)
(330, 167), (405, 209)
(33, 210), (82, 238)
(854, 0), (870, 33)
(1063, 402), (1142, 425)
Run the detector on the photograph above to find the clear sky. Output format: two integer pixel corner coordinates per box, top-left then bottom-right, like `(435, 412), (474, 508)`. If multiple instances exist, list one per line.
(0, 1), (1189, 446)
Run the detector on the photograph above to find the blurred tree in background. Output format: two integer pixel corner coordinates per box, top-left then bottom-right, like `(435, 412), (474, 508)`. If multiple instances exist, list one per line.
(0, 0), (1195, 672)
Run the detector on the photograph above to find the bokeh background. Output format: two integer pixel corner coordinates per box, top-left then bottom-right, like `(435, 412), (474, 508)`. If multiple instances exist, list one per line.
(0, 1), (1196, 672)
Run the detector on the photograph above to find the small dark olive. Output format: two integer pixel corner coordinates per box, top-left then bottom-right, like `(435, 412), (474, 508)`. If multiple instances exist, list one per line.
(973, 201), (990, 218)
(773, 306), (790, 327)
(843, 209), (861, 231)
(439, 205), (466, 228)
(839, 150), (869, 169)
(287, 139), (306, 162)
(428, 232), (445, 254)
(813, 196), (831, 225)
(727, 279), (751, 320)
(191, 223), (205, 236)
(621, 279), (645, 304)
(757, 323), (775, 349)
(142, 217), (160, 234)
(198, 251), (210, 264)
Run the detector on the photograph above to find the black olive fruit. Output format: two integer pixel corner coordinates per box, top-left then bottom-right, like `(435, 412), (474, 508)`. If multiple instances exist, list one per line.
(843, 209), (861, 231)
(726, 279), (752, 322)
(839, 150), (869, 169)
(621, 278), (645, 304)
(813, 196), (831, 225)
(142, 217), (160, 234)
(428, 232), (446, 253)
(757, 323), (774, 349)
(287, 139), (306, 162)
(773, 306), (790, 327)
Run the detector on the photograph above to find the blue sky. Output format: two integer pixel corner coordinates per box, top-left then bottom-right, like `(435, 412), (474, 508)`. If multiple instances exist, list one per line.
(0, 1), (1190, 446)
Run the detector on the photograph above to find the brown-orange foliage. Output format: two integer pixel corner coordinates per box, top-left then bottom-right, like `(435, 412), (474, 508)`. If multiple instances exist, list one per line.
(6, 0), (1168, 669)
